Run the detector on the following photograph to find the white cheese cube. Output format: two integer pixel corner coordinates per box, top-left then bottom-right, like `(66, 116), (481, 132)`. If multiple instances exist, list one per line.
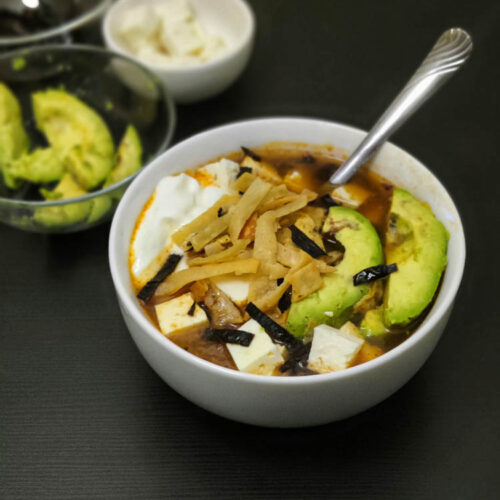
(308, 324), (364, 373)
(155, 293), (208, 336)
(118, 5), (160, 53)
(155, 0), (193, 24)
(211, 275), (251, 306)
(227, 319), (284, 375)
(330, 184), (371, 209)
(158, 1), (205, 57)
(136, 45), (173, 66)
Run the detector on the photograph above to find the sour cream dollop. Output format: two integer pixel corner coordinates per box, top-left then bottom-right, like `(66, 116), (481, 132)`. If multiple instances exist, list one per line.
(131, 159), (239, 281)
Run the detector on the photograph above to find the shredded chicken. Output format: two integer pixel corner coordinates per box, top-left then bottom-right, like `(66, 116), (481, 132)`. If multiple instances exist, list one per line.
(204, 281), (244, 327)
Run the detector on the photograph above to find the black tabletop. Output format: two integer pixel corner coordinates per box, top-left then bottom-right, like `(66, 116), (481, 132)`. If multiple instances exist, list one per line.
(2, 1), (499, 498)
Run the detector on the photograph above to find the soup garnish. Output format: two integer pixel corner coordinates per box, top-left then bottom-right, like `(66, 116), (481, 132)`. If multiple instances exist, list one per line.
(129, 146), (448, 376)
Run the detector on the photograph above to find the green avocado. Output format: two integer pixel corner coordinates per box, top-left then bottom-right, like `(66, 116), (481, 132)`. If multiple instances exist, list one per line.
(104, 125), (142, 188)
(383, 189), (448, 326)
(32, 89), (114, 190)
(5, 148), (64, 184)
(35, 173), (90, 227)
(0, 83), (30, 188)
(87, 125), (143, 224)
(360, 307), (388, 337)
(286, 206), (383, 338)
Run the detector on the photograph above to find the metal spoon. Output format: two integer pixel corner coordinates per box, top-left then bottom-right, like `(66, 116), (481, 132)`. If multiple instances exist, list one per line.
(329, 27), (473, 185)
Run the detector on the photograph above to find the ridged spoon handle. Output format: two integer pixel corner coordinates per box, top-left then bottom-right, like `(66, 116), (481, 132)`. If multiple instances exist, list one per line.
(329, 28), (473, 185)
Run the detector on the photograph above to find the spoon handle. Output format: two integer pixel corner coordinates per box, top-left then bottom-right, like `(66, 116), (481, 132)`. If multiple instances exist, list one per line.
(329, 28), (473, 185)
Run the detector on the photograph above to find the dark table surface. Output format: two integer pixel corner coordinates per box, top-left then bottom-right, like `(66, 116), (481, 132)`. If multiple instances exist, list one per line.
(2, 1), (500, 498)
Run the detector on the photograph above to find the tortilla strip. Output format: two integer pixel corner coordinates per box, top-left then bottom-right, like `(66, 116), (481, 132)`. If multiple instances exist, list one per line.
(233, 172), (256, 192)
(253, 212), (287, 279)
(301, 188), (318, 202)
(204, 235), (232, 256)
(253, 274), (293, 312)
(289, 261), (323, 302)
(258, 185), (293, 212)
(228, 177), (272, 242)
(277, 242), (311, 269)
(190, 213), (231, 252)
(189, 239), (250, 265)
(248, 273), (276, 304)
(241, 156), (283, 184)
(171, 194), (238, 246)
(314, 260), (337, 274)
(155, 258), (260, 298)
(271, 195), (308, 219)
(260, 195), (301, 213)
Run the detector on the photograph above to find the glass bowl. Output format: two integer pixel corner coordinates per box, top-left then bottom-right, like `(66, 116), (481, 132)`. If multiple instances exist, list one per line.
(0, 44), (176, 233)
(0, 0), (112, 48)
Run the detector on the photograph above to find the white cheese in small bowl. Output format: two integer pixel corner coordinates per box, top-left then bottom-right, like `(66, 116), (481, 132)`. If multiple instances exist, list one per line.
(116, 0), (227, 67)
(104, 0), (255, 103)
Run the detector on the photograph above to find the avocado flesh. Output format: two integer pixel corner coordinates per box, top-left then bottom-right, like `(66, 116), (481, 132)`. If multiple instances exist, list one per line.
(87, 125), (143, 224)
(5, 148), (64, 184)
(0, 83), (30, 189)
(384, 189), (448, 327)
(104, 125), (142, 188)
(35, 173), (90, 227)
(32, 90), (114, 190)
(360, 307), (388, 337)
(286, 206), (383, 338)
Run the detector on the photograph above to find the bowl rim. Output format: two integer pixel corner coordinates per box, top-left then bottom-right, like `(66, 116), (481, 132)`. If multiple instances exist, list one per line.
(0, 43), (177, 208)
(0, 0), (113, 46)
(109, 116), (466, 386)
(103, 0), (255, 73)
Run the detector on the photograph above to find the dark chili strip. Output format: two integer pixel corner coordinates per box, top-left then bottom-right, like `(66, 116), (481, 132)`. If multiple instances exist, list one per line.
(137, 254), (182, 302)
(236, 166), (253, 179)
(204, 328), (254, 347)
(290, 224), (327, 258)
(241, 146), (261, 161)
(353, 263), (398, 286)
(309, 193), (338, 210)
(217, 207), (225, 217)
(322, 231), (345, 253)
(280, 342), (316, 375)
(278, 286), (292, 313)
(197, 301), (212, 321)
(245, 302), (301, 351)
(187, 301), (196, 316)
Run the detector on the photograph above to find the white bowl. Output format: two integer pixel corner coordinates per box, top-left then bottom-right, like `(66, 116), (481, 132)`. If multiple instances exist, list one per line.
(103, 0), (255, 104)
(109, 118), (466, 428)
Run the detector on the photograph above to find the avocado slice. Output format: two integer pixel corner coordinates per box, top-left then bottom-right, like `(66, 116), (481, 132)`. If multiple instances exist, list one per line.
(103, 125), (142, 188)
(5, 148), (65, 184)
(87, 125), (143, 224)
(360, 307), (388, 337)
(0, 83), (30, 189)
(383, 189), (448, 326)
(286, 206), (383, 338)
(35, 173), (90, 227)
(32, 89), (114, 190)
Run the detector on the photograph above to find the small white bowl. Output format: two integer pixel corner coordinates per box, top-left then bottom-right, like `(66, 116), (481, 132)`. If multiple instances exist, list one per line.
(109, 118), (466, 428)
(103, 0), (255, 104)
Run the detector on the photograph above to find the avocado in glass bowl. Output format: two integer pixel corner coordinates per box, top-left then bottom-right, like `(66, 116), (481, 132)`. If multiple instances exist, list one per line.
(0, 44), (176, 233)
